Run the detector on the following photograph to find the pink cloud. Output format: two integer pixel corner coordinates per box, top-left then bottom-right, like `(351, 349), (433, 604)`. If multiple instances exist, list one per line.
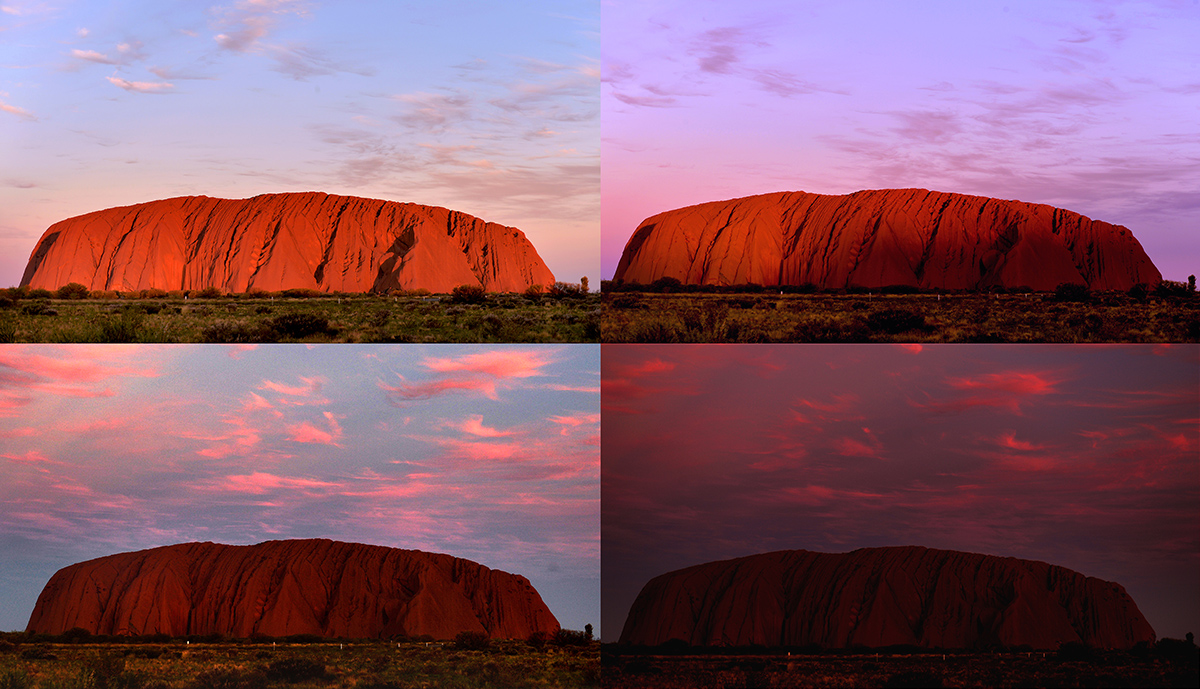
(914, 370), (1062, 414)
(210, 472), (338, 495)
(286, 411), (343, 446)
(996, 431), (1041, 452)
(1, 450), (64, 467)
(446, 415), (515, 438)
(422, 349), (557, 379)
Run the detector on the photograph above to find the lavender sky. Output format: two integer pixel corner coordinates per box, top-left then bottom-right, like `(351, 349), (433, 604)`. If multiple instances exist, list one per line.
(602, 0), (1200, 282)
(0, 0), (598, 288)
(0, 344), (600, 635)
(602, 344), (1199, 643)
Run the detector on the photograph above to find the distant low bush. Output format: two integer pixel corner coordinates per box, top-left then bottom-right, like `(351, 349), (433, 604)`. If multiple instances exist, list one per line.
(523, 284), (544, 299)
(553, 628), (590, 647)
(1054, 282), (1091, 302)
(56, 283), (90, 300)
(450, 284), (486, 304)
(266, 313), (335, 339)
(453, 631), (490, 651)
(1056, 640), (1095, 661)
(1153, 280), (1191, 298)
(280, 288), (323, 299)
(194, 287), (223, 299)
(547, 282), (586, 300)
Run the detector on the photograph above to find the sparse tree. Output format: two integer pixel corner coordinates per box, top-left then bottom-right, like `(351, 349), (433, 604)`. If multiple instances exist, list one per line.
(580, 276), (589, 293)
(1188, 275), (1196, 292)
(585, 623), (593, 641)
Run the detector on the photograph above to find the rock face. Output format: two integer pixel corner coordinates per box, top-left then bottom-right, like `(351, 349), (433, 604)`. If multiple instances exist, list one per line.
(26, 539), (560, 639)
(20, 192), (555, 293)
(619, 547), (1155, 649)
(612, 189), (1161, 291)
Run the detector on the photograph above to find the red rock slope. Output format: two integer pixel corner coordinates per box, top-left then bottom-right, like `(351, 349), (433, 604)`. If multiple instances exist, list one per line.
(619, 546), (1155, 649)
(20, 192), (555, 293)
(613, 189), (1160, 290)
(26, 539), (559, 639)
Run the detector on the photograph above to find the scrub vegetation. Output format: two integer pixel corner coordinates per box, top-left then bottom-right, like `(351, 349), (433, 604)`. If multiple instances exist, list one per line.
(600, 279), (1200, 343)
(0, 630), (599, 689)
(601, 637), (1199, 688)
(0, 284), (599, 344)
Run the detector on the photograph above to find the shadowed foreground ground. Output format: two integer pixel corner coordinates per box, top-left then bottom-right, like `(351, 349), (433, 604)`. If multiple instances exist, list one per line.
(601, 643), (1199, 688)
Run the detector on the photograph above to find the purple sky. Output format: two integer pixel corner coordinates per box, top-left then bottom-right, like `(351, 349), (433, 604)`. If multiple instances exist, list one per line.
(602, 0), (1200, 282)
(0, 344), (600, 635)
(602, 344), (1199, 643)
(0, 1), (598, 288)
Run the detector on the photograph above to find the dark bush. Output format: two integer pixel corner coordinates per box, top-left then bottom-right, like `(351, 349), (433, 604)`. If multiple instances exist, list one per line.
(649, 277), (683, 293)
(280, 288), (322, 299)
(27, 288), (52, 299)
(450, 284), (486, 304)
(866, 308), (927, 334)
(61, 627), (91, 643)
(19, 646), (54, 660)
(1154, 637), (1199, 664)
(1056, 640), (1095, 661)
(281, 634), (323, 644)
(83, 652), (126, 689)
(266, 313), (334, 339)
(453, 630), (491, 651)
(264, 656), (327, 683)
(526, 631), (551, 649)
(1127, 283), (1149, 301)
(195, 287), (223, 299)
(1153, 280), (1191, 298)
(1053, 282), (1091, 302)
(56, 282), (90, 299)
(523, 284), (544, 299)
(553, 628), (591, 647)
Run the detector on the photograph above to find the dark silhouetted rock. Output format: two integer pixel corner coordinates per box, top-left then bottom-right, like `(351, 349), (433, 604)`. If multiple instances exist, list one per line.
(612, 189), (1161, 290)
(620, 546), (1155, 649)
(26, 539), (559, 639)
(20, 192), (555, 293)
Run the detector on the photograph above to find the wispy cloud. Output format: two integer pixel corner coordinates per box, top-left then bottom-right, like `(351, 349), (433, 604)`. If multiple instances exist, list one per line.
(106, 76), (174, 94)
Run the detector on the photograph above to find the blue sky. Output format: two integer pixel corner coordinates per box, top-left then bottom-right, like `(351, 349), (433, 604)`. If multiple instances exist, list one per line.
(0, 344), (600, 635)
(1, 0), (599, 287)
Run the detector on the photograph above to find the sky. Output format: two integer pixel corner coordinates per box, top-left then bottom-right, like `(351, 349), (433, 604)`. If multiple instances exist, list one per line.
(0, 344), (600, 635)
(0, 0), (599, 288)
(602, 0), (1200, 282)
(602, 344), (1199, 643)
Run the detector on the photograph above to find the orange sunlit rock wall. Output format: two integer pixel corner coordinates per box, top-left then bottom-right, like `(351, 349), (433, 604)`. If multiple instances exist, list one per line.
(20, 192), (555, 293)
(620, 547), (1156, 649)
(26, 539), (560, 640)
(613, 189), (1161, 290)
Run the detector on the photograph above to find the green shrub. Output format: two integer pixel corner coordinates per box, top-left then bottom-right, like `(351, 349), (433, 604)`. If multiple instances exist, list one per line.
(27, 288), (52, 299)
(201, 320), (267, 343)
(101, 311), (144, 343)
(266, 313), (334, 339)
(56, 282), (90, 299)
(451, 284), (486, 304)
(453, 631), (491, 651)
(20, 301), (54, 316)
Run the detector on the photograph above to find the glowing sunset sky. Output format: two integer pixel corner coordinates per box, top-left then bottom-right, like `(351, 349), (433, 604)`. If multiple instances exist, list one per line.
(0, 0), (598, 288)
(602, 344), (1198, 642)
(602, 0), (1200, 282)
(0, 344), (599, 634)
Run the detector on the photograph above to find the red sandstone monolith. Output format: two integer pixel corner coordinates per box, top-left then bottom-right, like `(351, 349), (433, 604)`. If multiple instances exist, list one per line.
(20, 192), (555, 293)
(619, 546), (1156, 649)
(612, 189), (1161, 290)
(26, 539), (560, 639)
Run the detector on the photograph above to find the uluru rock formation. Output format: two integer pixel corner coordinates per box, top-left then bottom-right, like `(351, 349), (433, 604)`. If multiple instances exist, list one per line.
(620, 546), (1155, 649)
(26, 539), (559, 640)
(20, 192), (555, 293)
(612, 189), (1161, 291)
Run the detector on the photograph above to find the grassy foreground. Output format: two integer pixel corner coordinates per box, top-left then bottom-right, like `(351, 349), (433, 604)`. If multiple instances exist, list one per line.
(601, 291), (1200, 343)
(0, 289), (600, 344)
(0, 639), (599, 689)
